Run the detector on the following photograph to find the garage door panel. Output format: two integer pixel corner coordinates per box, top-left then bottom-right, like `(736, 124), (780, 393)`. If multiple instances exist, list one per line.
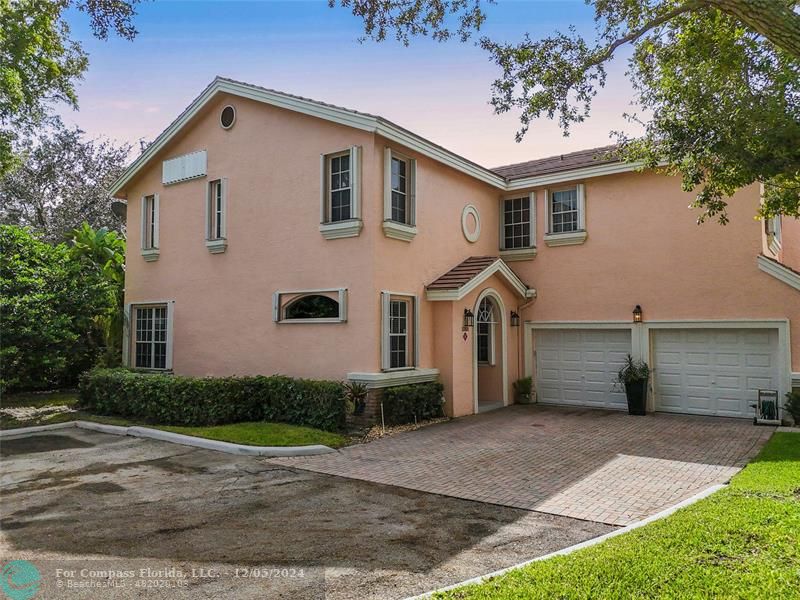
(535, 329), (632, 410)
(654, 328), (779, 419)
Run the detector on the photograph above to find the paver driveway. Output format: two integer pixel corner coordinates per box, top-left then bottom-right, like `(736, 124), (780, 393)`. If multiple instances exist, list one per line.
(272, 405), (774, 525)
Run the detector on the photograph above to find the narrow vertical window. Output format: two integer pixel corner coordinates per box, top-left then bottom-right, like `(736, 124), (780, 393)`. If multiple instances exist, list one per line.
(391, 157), (407, 223)
(134, 305), (168, 369)
(476, 297), (496, 365)
(143, 195), (156, 249)
(207, 179), (225, 240)
(329, 153), (351, 222)
(389, 299), (409, 369)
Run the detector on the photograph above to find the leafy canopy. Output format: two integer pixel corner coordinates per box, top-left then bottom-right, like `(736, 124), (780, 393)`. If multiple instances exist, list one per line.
(335, 0), (800, 222)
(0, 0), (142, 177)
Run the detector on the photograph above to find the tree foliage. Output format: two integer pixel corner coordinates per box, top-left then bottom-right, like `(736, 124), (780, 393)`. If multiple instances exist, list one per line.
(336, 0), (800, 222)
(0, 225), (116, 392)
(0, 121), (131, 242)
(0, 0), (142, 177)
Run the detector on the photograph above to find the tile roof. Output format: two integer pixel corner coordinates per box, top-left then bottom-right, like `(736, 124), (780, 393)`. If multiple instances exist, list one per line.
(760, 254), (800, 277)
(426, 256), (499, 290)
(491, 145), (621, 181)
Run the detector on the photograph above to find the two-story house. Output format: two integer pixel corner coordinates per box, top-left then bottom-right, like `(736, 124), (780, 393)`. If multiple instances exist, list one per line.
(111, 77), (800, 421)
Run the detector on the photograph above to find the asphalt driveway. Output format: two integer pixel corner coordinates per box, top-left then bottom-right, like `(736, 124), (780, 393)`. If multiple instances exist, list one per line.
(0, 428), (611, 599)
(273, 405), (774, 525)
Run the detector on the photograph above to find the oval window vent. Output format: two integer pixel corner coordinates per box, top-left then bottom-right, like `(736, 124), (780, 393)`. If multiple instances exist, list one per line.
(220, 105), (236, 129)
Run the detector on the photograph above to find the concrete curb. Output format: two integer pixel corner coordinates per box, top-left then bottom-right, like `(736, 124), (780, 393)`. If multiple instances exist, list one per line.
(0, 420), (337, 457)
(776, 426), (799, 433)
(405, 483), (726, 600)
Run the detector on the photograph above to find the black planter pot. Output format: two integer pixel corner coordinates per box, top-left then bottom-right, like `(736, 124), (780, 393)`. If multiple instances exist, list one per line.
(624, 380), (648, 416)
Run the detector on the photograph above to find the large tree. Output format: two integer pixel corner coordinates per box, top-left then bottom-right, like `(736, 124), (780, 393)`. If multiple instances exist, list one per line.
(0, 0), (142, 177)
(0, 121), (131, 242)
(335, 0), (800, 223)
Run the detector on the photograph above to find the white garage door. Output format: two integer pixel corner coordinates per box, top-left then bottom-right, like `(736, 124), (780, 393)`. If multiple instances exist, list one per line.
(535, 329), (631, 409)
(653, 328), (780, 418)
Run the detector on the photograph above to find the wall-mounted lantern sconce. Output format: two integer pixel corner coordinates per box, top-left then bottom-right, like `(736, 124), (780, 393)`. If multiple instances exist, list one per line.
(463, 308), (475, 329)
(510, 311), (520, 327)
(633, 305), (643, 323)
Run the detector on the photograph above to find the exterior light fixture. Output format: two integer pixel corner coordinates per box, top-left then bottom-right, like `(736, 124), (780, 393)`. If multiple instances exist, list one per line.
(510, 311), (520, 327)
(463, 308), (475, 329)
(633, 305), (643, 323)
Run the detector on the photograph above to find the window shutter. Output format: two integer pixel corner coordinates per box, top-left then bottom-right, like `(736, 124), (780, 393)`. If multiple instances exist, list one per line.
(152, 193), (160, 248)
(165, 301), (175, 370)
(272, 292), (281, 322)
(350, 146), (361, 219)
(413, 295), (420, 367)
(409, 158), (417, 226)
(319, 154), (327, 224)
(220, 178), (228, 238)
(577, 184), (586, 230)
(529, 191), (537, 247)
(383, 148), (392, 221)
(140, 196), (147, 250)
(204, 182), (211, 240)
(543, 189), (551, 234)
(338, 288), (348, 322)
(380, 291), (391, 370)
(122, 303), (132, 367)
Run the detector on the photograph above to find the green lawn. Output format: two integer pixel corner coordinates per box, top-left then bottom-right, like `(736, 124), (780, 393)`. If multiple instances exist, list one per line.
(439, 432), (800, 599)
(2, 392), (348, 448)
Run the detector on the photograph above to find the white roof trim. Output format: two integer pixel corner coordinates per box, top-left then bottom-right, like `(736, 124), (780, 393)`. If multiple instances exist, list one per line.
(504, 161), (645, 190)
(757, 255), (800, 292)
(426, 258), (533, 301)
(110, 77), (505, 196)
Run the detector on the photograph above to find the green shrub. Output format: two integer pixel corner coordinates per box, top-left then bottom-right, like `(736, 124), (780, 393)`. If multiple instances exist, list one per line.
(79, 369), (347, 431)
(784, 391), (800, 423)
(382, 381), (445, 426)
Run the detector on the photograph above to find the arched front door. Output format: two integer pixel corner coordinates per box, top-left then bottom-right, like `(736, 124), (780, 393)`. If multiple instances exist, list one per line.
(474, 290), (507, 412)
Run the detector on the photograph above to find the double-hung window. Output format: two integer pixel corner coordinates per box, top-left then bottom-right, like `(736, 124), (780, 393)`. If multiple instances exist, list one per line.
(140, 194), (159, 261)
(133, 304), (169, 369)
(320, 146), (362, 239)
(381, 292), (418, 370)
(544, 184), (587, 246)
(766, 214), (782, 255)
(383, 148), (417, 241)
(500, 192), (536, 259)
(206, 179), (227, 253)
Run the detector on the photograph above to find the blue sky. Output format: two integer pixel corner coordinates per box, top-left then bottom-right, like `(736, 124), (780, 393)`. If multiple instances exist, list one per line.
(61, 0), (640, 166)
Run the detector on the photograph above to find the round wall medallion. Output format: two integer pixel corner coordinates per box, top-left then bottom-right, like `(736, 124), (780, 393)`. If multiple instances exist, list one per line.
(461, 204), (481, 243)
(220, 105), (236, 129)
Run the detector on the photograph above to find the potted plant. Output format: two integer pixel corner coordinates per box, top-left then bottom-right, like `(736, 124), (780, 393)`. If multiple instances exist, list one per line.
(344, 381), (368, 415)
(614, 354), (650, 416)
(513, 376), (533, 404)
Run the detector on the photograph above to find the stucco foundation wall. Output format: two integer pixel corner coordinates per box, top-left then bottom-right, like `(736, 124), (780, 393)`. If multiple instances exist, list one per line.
(123, 93), (384, 380)
(509, 172), (800, 372)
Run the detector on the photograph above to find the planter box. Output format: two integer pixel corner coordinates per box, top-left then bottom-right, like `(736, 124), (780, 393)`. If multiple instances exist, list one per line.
(624, 380), (647, 416)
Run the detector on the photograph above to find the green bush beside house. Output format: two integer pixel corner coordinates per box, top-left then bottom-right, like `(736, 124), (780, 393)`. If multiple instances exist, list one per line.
(79, 369), (348, 432)
(382, 382), (445, 426)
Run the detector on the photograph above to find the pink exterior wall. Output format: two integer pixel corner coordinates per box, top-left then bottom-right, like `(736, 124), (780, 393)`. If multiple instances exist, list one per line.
(779, 216), (800, 272)
(506, 172), (800, 372)
(123, 93), (383, 380)
(120, 88), (798, 416)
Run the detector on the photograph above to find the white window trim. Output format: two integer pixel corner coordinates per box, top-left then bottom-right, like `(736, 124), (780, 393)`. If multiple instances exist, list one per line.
(767, 214), (782, 255)
(499, 191), (536, 261)
(272, 288), (347, 323)
(140, 193), (160, 261)
(381, 291), (419, 371)
(543, 184), (587, 246)
(320, 146), (361, 240)
(383, 147), (417, 241)
(123, 300), (175, 370)
(205, 178), (228, 253)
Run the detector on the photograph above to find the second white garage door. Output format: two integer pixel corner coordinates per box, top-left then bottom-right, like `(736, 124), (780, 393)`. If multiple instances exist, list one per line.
(535, 329), (631, 409)
(653, 328), (780, 419)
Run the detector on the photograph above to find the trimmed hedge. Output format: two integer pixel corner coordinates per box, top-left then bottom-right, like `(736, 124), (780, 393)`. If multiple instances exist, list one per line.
(382, 381), (445, 425)
(79, 369), (347, 432)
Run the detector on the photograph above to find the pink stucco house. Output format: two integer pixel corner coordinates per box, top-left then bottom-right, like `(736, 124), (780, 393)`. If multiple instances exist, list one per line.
(111, 77), (800, 421)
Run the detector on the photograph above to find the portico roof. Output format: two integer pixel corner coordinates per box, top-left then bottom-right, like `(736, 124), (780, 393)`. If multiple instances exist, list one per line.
(426, 256), (534, 301)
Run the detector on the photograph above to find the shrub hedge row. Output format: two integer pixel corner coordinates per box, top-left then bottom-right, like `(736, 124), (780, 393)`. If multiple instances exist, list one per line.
(79, 369), (347, 432)
(382, 381), (445, 425)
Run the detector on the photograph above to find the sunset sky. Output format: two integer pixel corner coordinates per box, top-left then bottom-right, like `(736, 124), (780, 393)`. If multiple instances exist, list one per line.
(60, 0), (641, 167)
